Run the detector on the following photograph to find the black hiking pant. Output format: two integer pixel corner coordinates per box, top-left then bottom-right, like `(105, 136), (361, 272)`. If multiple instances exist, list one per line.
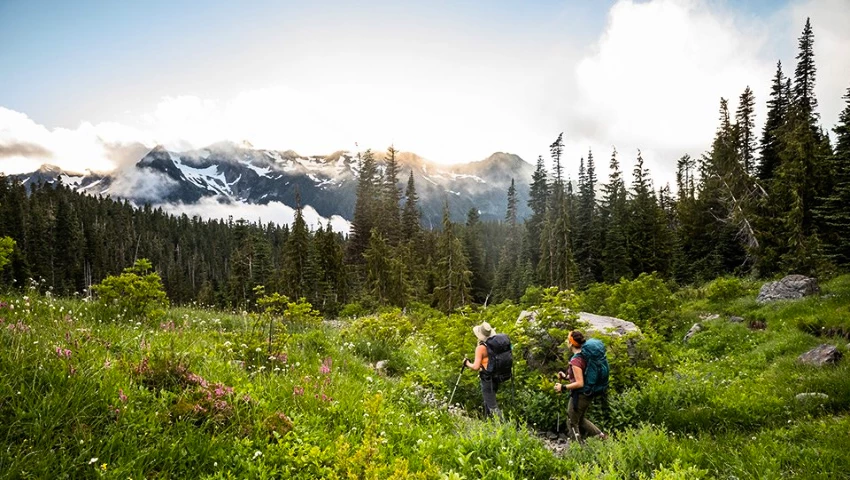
(479, 373), (503, 419)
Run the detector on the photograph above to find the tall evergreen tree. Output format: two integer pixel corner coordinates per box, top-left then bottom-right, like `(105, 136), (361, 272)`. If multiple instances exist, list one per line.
(816, 87), (850, 266)
(735, 86), (757, 176)
(348, 149), (380, 262)
(285, 189), (313, 300)
(433, 200), (471, 312)
(379, 145), (403, 245)
(759, 62), (789, 182)
(600, 148), (631, 283)
(463, 208), (490, 303)
(495, 180), (523, 301)
(401, 171), (421, 243)
(526, 155), (548, 281)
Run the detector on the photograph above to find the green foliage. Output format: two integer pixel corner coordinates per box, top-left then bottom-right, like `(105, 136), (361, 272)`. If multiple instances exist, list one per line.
(704, 276), (749, 302)
(92, 258), (169, 321)
(0, 236), (14, 271)
(579, 273), (681, 338)
(2, 273), (850, 478)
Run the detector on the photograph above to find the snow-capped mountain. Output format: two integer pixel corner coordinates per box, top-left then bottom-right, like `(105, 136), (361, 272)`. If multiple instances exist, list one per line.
(13, 142), (534, 226)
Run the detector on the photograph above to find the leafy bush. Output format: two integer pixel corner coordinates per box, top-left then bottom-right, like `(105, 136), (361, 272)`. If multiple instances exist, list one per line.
(92, 258), (169, 321)
(704, 276), (748, 302)
(0, 236), (14, 271)
(581, 273), (681, 338)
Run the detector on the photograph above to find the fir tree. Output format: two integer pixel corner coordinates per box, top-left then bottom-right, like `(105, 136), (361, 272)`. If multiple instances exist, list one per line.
(348, 149), (380, 262)
(600, 148), (631, 282)
(816, 87), (850, 266)
(433, 200), (471, 312)
(759, 62), (789, 182)
(735, 86), (757, 176)
(526, 155), (548, 280)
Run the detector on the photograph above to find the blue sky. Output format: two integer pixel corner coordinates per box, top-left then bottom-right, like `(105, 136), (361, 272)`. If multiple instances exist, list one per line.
(1, 0), (848, 184)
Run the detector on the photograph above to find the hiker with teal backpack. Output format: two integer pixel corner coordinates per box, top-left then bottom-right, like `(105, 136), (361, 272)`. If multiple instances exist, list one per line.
(554, 330), (609, 442)
(464, 321), (512, 420)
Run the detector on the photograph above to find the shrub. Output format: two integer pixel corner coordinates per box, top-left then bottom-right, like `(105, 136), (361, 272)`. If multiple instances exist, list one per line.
(92, 258), (168, 321)
(704, 276), (747, 303)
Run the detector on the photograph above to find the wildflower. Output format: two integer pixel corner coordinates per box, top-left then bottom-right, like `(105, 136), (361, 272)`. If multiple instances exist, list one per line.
(100, 464), (107, 471)
(118, 389), (128, 403)
(88, 457), (98, 464)
(104, 359), (112, 369)
(293, 386), (304, 396)
(252, 450), (263, 459)
(366, 376), (373, 383)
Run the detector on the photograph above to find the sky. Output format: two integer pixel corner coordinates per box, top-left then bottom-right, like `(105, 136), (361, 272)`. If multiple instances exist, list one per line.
(1, 0), (850, 190)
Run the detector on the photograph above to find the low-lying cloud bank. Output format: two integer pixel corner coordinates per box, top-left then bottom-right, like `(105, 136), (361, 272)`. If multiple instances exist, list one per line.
(160, 197), (352, 235)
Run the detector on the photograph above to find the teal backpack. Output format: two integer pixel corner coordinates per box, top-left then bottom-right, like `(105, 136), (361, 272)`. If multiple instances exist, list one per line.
(572, 338), (609, 396)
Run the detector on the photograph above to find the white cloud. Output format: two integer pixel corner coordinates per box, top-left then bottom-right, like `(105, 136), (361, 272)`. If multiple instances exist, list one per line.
(1, 0), (848, 191)
(162, 197), (351, 234)
(562, 0), (775, 187)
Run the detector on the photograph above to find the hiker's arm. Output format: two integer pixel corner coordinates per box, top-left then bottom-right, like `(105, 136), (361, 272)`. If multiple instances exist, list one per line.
(464, 345), (486, 371)
(565, 365), (584, 390)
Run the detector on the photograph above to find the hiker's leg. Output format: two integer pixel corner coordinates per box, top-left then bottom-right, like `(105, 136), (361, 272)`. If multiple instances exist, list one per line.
(567, 393), (582, 441)
(480, 375), (499, 418)
(575, 394), (602, 438)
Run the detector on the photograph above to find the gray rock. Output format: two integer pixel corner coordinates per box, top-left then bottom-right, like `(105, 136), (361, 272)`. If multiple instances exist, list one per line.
(684, 323), (702, 343)
(795, 392), (829, 402)
(578, 312), (641, 337)
(757, 275), (820, 303)
(699, 313), (720, 321)
(729, 316), (745, 323)
(797, 344), (842, 366)
(375, 360), (388, 373)
(517, 310), (640, 337)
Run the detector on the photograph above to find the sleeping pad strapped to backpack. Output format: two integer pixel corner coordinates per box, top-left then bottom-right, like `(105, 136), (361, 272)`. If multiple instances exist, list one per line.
(483, 334), (513, 382)
(573, 338), (609, 396)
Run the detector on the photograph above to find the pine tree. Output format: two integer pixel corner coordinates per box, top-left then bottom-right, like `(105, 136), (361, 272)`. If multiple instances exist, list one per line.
(600, 148), (631, 282)
(348, 149), (380, 262)
(285, 189), (313, 300)
(759, 62), (789, 182)
(526, 155), (548, 281)
(433, 200), (471, 312)
(495, 180), (523, 301)
(769, 18), (830, 273)
(379, 145), (403, 245)
(735, 86), (757, 176)
(575, 149), (601, 286)
(793, 18), (818, 122)
(401, 171), (421, 243)
(816, 87), (850, 266)
(463, 208), (490, 303)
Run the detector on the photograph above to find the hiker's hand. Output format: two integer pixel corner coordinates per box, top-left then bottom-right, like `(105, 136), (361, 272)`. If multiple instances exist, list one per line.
(462, 358), (469, 368)
(554, 383), (562, 393)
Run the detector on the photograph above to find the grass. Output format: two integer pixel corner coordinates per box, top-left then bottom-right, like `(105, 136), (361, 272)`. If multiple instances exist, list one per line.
(1, 275), (850, 478)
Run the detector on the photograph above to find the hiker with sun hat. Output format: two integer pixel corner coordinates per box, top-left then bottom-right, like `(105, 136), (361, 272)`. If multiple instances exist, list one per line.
(464, 321), (512, 420)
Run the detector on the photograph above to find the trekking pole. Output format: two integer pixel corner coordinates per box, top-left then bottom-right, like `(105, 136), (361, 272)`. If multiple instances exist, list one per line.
(447, 360), (466, 407)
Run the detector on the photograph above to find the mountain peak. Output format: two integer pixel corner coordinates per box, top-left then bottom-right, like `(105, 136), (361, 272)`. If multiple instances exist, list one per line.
(37, 164), (62, 174)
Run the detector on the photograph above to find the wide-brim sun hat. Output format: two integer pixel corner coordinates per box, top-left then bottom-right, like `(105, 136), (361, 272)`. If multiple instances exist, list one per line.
(473, 322), (496, 342)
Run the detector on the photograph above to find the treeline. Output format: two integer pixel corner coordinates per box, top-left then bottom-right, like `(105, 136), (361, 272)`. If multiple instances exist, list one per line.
(1, 18), (848, 315)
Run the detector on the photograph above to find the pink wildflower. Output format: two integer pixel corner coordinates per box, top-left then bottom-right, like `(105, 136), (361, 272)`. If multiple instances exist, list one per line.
(186, 373), (208, 387)
(118, 389), (128, 403)
(293, 386), (304, 396)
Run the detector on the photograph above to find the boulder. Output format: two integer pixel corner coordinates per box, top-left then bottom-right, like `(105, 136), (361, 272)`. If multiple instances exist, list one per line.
(795, 392), (829, 402)
(577, 312), (641, 337)
(683, 323), (702, 343)
(516, 310), (640, 337)
(374, 360), (388, 374)
(757, 275), (819, 303)
(729, 316), (745, 323)
(797, 344), (842, 366)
